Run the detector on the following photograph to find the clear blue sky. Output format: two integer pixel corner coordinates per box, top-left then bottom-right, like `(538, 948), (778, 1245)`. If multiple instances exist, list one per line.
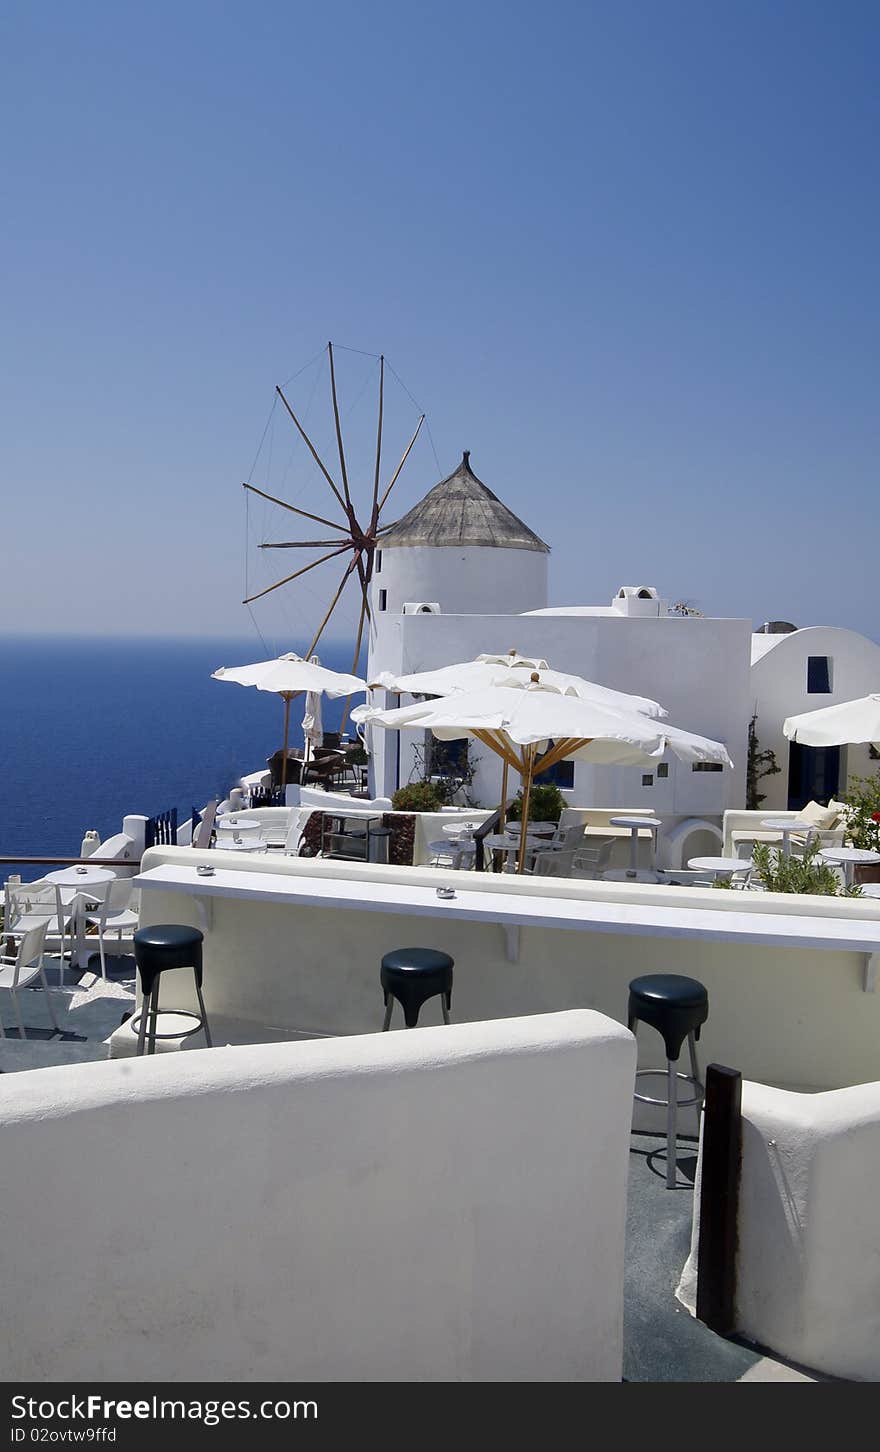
(2, 0), (878, 646)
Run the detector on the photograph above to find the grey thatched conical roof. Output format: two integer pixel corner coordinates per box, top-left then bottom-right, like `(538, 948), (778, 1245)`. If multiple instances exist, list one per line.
(380, 452), (550, 553)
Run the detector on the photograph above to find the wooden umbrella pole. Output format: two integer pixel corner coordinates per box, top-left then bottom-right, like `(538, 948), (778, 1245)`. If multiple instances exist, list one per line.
(499, 759), (509, 825)
(517, 745), (536, 874)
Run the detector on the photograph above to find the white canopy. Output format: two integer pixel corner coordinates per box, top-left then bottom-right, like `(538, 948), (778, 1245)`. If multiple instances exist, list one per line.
(783, 694), (880, 749)
(212, 653), (366, 698)
(369, 653), (667, 720)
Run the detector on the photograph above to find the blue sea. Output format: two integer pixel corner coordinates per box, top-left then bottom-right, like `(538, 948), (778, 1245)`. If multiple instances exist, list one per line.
(0, 635), (356, 883)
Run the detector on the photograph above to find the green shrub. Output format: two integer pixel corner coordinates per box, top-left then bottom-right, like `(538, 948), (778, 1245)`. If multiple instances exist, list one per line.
(751, 839), (862, 897)
(841, 771), (880, 852)
(506, 782), (566, 824)
(391, 782), (443, 813)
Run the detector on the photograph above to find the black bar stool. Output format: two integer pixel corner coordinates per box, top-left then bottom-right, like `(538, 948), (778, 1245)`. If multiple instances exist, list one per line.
(133, 924), (212, 1056)
(628, 973), (708, 1188)
(380, 948), (454, 1029)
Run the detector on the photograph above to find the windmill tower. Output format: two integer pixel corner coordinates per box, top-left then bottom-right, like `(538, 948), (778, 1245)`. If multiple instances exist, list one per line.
(369, 450), (549, 647)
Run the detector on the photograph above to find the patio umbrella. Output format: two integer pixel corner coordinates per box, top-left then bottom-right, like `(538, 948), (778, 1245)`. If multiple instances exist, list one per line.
(357, 674), (732, 871)
(783, 695), (880, 749)
(212, 652), (367, 788)
(368, 649), (667, 821)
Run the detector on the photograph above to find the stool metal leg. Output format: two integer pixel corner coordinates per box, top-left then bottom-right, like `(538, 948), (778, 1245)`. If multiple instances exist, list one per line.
(147, 974), (160, 1055)
(136, 987), (150, 1056)
(194, 976), (213, 1048)
(687, 1030), (703, 1131)
(441, 992), (451, 1025)
(666, 1057), (678, 1189)
(382, 993), (393, 1031)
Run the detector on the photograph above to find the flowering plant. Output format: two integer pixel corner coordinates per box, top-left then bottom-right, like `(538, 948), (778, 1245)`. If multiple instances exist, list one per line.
(842, 771), (880, 852)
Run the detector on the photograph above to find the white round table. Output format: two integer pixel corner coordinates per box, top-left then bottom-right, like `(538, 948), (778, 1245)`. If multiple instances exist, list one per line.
(441, 821), (480, 838)
(610, 816), (662, 873)
(819, 847), (880, 889)
(215, 816), (263, 839)
(45, 866), (115, 889)
(857, 882), (880, 899)
(214, 838), (268, 853)
(688, 855), (754, 882)
(760, 819), (813, 858)
(484, 832), (548, 872)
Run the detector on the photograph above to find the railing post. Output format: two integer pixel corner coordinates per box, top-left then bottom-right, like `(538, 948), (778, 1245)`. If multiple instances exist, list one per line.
(696, 1063), (742, 1336)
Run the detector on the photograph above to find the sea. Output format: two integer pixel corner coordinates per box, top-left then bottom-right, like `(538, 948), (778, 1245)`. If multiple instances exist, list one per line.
(0, 635), (356, 885)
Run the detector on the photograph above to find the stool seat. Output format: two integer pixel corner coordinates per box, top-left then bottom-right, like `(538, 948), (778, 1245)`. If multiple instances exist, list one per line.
(628, 973), (708, 1062)
(380, 948), (454, 1029)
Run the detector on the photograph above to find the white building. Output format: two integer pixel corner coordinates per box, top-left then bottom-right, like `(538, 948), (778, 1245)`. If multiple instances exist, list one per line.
(750, 623), (880, 812)
(366, 457), (880, 824)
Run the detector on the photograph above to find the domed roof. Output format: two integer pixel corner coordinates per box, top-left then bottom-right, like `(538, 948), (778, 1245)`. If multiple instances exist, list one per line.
(380, 451), (549, 553)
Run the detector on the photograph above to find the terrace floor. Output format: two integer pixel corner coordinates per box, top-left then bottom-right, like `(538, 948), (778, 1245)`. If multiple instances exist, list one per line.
(0, 960), (822, 1382)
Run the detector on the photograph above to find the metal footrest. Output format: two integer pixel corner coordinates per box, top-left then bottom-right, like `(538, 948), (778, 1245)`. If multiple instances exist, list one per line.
(130, 1008), (206, 1043)
(634, 1067), (703, 1110)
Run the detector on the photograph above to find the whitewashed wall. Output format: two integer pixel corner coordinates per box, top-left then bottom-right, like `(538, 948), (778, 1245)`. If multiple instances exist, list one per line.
(751, 626), (880, 811)
(372, 543), (548, 619)
(0, 1012), (634, 1382)
(679, 1079), (880, 1381)
(138, 847), (880, 1093)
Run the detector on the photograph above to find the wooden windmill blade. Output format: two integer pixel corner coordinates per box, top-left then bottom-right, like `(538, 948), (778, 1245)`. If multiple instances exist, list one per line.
(243, 342), (425, 686)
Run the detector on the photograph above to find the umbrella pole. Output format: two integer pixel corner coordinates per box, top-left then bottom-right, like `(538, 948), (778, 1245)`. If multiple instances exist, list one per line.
(517, 747), (535, 874)
(281, 694), (291, 790)
(499, 760), (509, 826)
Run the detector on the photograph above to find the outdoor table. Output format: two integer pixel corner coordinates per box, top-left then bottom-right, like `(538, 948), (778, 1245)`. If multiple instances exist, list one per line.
(858, 883), (880, 900)
(760, 819), (813, 859)
(441, 821), (480, 838)
(45, 866), (117, 969)
(609, 816), (662, 873)
(688, 855), (754, 883)
(214, 838), (269, 853)
(819, 847), (880, 890)
(215, 816), (264, 839)
(484, 832), (548, 872)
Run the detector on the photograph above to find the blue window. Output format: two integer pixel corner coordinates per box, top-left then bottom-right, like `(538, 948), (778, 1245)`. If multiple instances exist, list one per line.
(807, 656), (832, 693)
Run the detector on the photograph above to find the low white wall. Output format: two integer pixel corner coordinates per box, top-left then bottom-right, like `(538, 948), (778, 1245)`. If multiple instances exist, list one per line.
(0, 1011), (634, 1382)
(679, 1079), (880, 1381)
(138, 847), (880, 1093)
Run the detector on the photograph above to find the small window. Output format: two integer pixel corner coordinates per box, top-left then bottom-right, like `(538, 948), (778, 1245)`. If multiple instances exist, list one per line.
(807, 656), (832, 693)
(375, 549), (382, 573)
(641, 774), (654, 787)
(657, 762), (669, 779)
(379, 589), (387, 612)
(692, 762), (723, 772)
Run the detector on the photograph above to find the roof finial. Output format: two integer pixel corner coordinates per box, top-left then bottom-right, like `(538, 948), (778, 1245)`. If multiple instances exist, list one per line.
(462, 449), (471, 468)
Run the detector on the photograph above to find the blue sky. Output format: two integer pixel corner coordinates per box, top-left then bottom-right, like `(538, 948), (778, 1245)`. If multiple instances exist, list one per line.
(2, 0), (878, 645)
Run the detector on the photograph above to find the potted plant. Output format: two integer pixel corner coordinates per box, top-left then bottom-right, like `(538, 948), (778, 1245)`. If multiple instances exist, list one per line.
(751, 839), (862, 897)
(841, 772), (880, 884)
(506, 782), (566, 824)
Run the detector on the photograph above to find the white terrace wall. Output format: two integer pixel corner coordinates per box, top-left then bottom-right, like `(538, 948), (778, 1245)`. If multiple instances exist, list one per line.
(0, 1012), (634, 1382)
(679, 1080), (880, 1381)
(139, 847), (880, 1093)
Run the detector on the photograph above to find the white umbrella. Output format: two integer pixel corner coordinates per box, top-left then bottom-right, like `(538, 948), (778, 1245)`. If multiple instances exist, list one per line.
(369, 649), (667, 719)
(358, 676), (732, 871)
(212, 652), (366, 788)
(784, 695), (880, 749)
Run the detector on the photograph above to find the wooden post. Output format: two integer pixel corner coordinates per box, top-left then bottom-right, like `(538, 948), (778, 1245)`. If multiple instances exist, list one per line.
(696, 1063), (743, 1335)
(517, 746), (535, 873)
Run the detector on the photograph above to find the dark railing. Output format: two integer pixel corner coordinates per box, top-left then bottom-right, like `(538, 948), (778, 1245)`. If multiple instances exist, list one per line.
(145, 808), (178, 850)
(249, 784), (286, 808)
(473, 809), (502, 872)
(0, 856), (142, 868)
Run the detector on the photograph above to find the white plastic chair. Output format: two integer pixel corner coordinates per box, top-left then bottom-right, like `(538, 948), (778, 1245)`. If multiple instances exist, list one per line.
(3, 880), (79, 986)
(82, 879), (140, 980)
(571, 838), (616, 879)
(0, 921), (60, 1040)
(530, 849), (577, 879)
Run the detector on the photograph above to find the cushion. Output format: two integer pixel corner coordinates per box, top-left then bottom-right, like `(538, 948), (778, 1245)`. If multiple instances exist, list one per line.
(798, 800), (840, 830)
